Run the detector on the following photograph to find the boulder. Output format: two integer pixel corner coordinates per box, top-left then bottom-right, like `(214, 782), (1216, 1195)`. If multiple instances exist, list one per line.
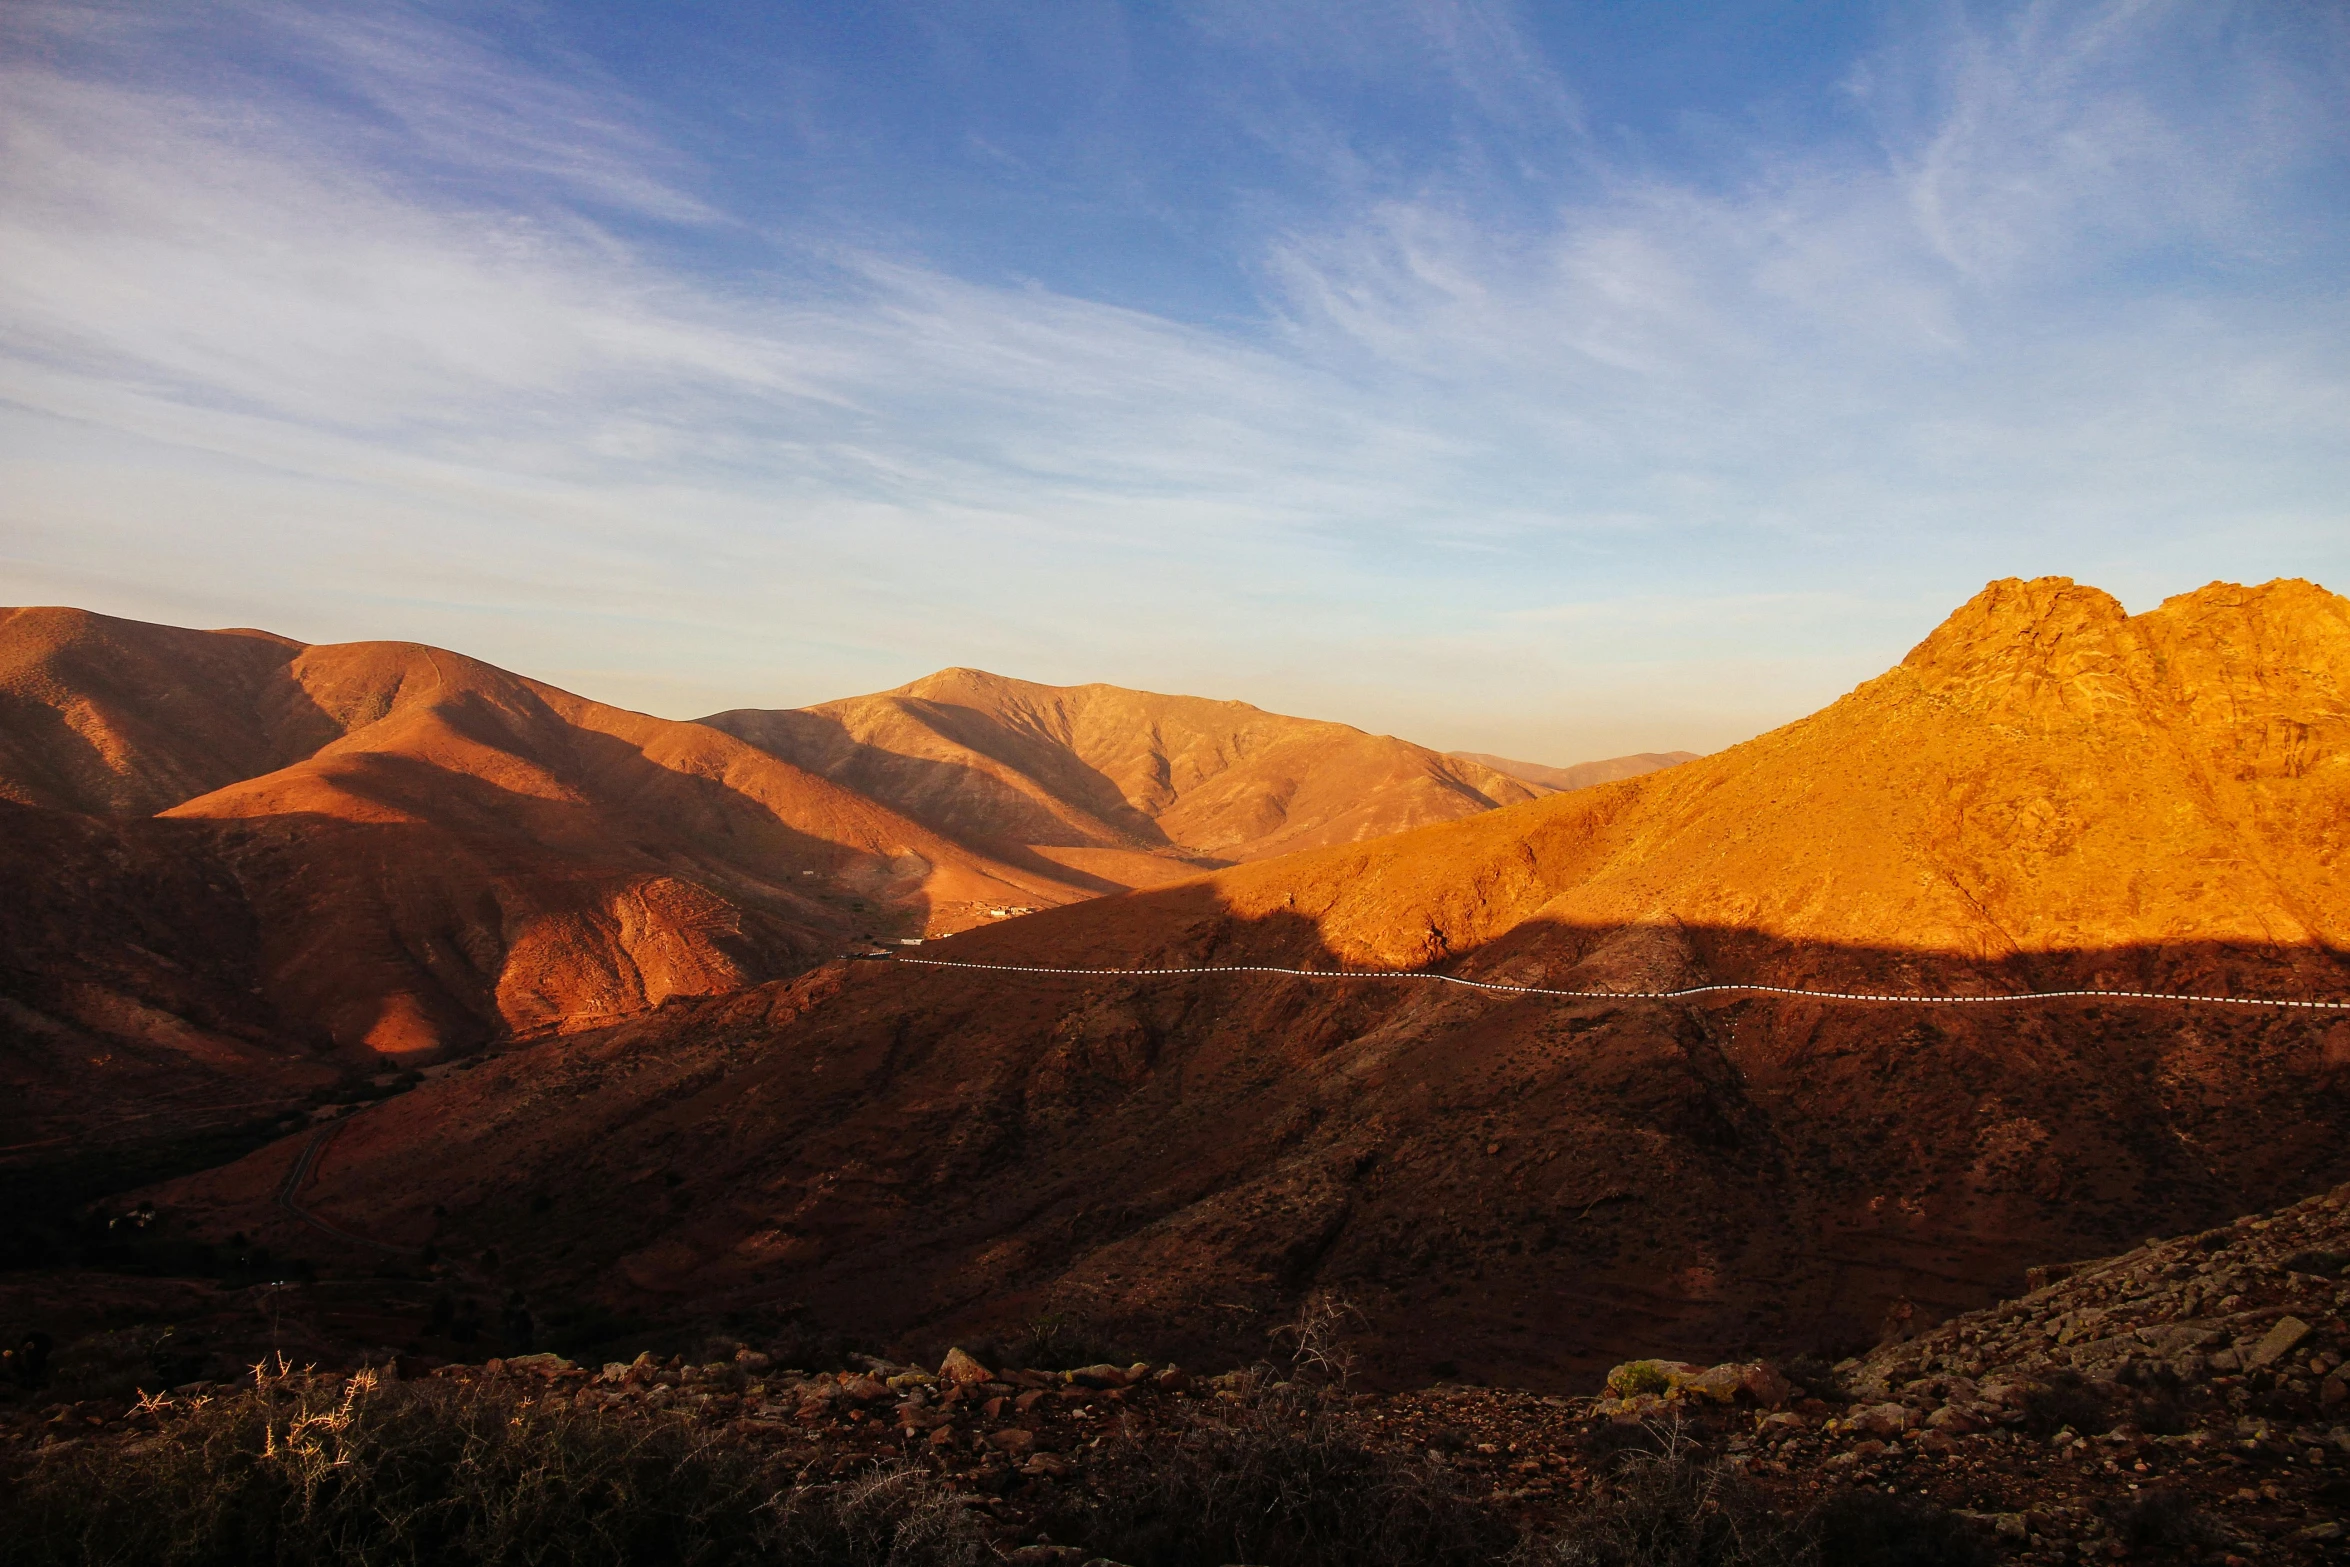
(1672, 1365), (1747, 1404)
(1068, 1363), (1131, 1389)
(2244, 1316), (2311, 1369)
(987, 1427), (1037, 1455)
(503, 1353), (574, 1376)
(2136, 1324), (2221, 1357)
(1736, 1362), (1794, 1408)
(840, 1374), (892, 1403)
(1975, 1376), (2030, 1411)
(939, 1348), (995, 1385)
(1843, 1403), (1916, 1438)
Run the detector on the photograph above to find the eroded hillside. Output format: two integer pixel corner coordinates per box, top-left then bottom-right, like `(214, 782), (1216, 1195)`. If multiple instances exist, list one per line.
(0, 610), (1084, 1164)
(702, 668), (1543, 889)
(150, 578), (2350, 1384)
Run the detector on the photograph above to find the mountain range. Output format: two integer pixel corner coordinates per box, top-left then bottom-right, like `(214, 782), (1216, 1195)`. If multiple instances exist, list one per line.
(106, 575), (2350, 1384)
(0, 606), (1682, 1172)
(703, 667), (1556, 889)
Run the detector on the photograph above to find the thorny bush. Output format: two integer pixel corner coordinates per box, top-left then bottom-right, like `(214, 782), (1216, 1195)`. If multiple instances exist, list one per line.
(1268, 1292), (1368, 1389)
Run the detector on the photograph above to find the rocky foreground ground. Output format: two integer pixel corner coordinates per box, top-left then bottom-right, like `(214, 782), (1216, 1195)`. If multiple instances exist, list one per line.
(6, 1183), (2348, 1563)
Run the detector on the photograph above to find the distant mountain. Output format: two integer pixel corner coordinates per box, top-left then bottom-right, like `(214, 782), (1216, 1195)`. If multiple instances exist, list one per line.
(0, 609), (1082, 1162)
(701, 668), (1542, 889)
(160, 577), (2350, 1386)
(1447, 749), (1700, 794)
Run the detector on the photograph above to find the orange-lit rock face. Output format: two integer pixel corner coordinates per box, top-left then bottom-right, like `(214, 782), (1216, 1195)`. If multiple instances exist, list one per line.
(1158, 576), (2350, 978)
(702, 667), (1544, 888)
(151, 578), (2350, 1388)
(0, 610), (1095, 1162)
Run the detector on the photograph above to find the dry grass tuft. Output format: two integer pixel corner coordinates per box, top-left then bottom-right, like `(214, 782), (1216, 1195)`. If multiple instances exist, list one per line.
(0, 1357), (985, 1567)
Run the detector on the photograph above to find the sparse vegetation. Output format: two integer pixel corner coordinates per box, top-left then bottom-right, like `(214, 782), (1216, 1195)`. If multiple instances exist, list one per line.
(982, 1310), (1127, 1373)
(1607, 1360), (1674, 1398)
(0, 1359), (988, 1567)
(1269, 1291), (1368, 1388)
(1041, 1373), (1515, 1567)
(1520, 1416), (1802, 1567)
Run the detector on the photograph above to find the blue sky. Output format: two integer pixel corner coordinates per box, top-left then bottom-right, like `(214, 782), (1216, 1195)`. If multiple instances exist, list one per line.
(1, 1), (2345, 761)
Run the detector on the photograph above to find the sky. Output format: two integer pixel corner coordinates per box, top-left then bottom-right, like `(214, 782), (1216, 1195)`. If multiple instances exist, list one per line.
(1, 1), (2345, 763)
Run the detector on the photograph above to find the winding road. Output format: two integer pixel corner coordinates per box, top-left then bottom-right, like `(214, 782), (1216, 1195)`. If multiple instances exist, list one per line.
(273, 1116), (408, 1253)
(892, 955), (2350, 1009)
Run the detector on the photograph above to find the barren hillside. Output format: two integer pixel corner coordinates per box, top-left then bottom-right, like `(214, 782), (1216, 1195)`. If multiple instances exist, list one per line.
(1447, 749), (1699, 794)
(702, 668), (1543, 889)
(0, 611), (1085, 1163)
(153, 578), (2350, 1385)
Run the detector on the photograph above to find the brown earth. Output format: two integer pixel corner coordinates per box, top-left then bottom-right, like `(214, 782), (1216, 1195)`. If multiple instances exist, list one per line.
(0, 609), (1089, 1164)
(701, 667), (1545, 891)
(13, 1186), (2344, 1562)
(145, 577), (2350, 1388)
(1446, 749), (1701, 794)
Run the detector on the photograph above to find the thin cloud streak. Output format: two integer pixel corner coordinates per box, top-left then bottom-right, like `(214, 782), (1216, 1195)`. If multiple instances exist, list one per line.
(0, 0), (2343, 762)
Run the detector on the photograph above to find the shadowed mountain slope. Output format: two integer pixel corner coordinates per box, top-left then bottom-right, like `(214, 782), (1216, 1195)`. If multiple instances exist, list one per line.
(0, 607), (325, 816)
(1448, 749), (1700, 794)
(700, 668), (1544, 889)
(0, 610), (1086, 1163)
(155, 577), (2350, 1385)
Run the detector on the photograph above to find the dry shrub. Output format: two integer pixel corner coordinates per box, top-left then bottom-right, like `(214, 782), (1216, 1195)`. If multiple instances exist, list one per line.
(763, 1467), (993, 1567)
(1578, 1416), (1685, 1474)
(1521, 1416), (1804, 1567)
(0, 1357), (984, 1567)
(1268, 1292), (1367, 1389)
(1045, 1377), (1513, 1567)
(982, 1311), (1129, 1373)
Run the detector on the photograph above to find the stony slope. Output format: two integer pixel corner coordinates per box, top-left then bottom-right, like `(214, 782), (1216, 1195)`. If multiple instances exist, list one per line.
(1741, 1179), (2350, 1556)
(1447, 749), (1699, 794)
(151, 578), (2350, 1389)
(701, 668), (1543, 889)
(13, 1185), (2346, 1561)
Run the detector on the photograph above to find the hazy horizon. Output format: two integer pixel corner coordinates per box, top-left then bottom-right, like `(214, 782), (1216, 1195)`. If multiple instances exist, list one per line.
(3, 1), (2344, 762)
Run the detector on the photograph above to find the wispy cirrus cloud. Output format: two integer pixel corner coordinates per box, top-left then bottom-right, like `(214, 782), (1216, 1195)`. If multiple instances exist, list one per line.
(0, 0), (2343, 762)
